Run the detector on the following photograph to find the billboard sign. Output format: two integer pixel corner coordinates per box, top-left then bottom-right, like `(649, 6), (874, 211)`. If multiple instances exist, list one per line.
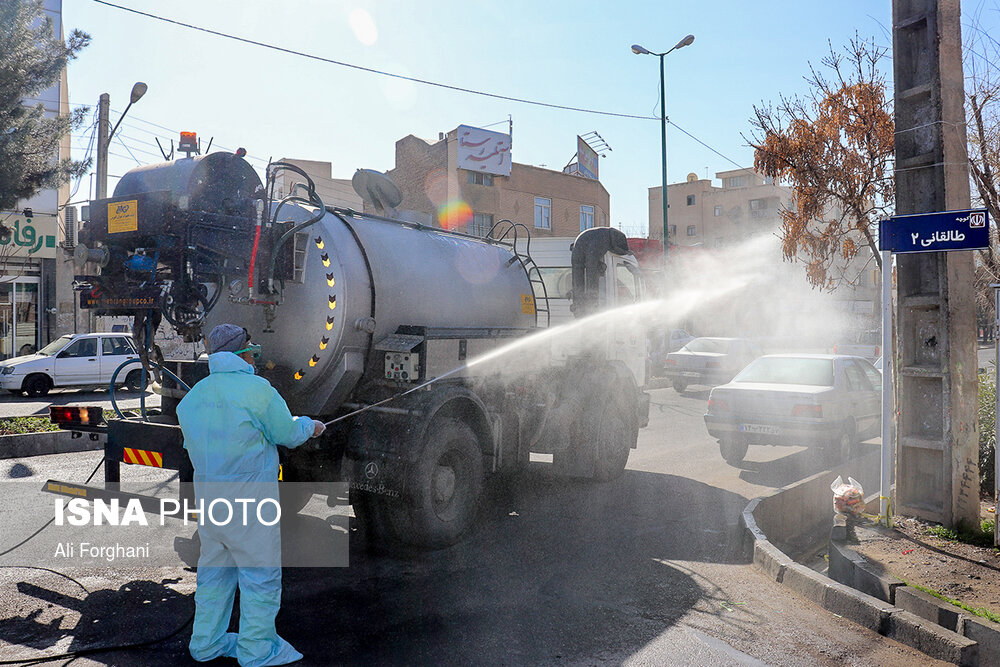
(457, 125), (511, 176)
(0, 213), (58, 259)
(577, 135), (599, 180)
(879, 208), (990, 253)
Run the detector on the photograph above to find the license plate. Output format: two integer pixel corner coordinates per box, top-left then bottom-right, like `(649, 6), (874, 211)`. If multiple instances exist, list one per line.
(740, 423), (780, 435)
(681, 371), (700, 378)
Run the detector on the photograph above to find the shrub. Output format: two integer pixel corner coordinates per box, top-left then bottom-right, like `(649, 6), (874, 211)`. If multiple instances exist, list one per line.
(979, 364), (996, 490)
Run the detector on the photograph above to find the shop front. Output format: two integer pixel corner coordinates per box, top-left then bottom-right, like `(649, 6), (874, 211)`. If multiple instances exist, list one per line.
(0, 208), (58, 361)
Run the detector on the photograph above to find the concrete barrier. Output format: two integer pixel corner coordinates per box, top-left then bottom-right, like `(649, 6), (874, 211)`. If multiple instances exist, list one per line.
(744, 449), (986, 664)
(0, 430), (103, 460)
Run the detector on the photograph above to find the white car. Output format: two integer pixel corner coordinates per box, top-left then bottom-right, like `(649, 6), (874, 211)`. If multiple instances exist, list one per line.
(0, 333), (144, 397)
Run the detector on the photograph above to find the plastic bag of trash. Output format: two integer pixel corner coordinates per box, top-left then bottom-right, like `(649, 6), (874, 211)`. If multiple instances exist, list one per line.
(831, 475), (864, 516)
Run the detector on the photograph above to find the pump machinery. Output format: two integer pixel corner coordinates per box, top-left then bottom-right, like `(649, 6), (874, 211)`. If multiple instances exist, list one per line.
(53, 140), (650, 548)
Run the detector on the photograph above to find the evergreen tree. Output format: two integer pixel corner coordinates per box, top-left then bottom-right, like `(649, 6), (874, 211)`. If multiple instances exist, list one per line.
(0, 0), (90, 211)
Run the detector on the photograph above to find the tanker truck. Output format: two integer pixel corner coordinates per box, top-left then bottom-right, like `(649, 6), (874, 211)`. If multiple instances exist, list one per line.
(47, 145), (650, 548)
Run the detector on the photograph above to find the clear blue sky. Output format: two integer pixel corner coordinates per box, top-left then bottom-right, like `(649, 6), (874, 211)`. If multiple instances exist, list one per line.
(59, 1), (994, 235)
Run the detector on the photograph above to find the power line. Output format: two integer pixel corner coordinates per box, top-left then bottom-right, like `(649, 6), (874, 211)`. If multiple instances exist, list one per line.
(91, 0), (658, 122)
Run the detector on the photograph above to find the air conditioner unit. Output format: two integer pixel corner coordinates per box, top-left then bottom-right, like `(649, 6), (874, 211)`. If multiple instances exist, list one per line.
(64, 206), (78, 248)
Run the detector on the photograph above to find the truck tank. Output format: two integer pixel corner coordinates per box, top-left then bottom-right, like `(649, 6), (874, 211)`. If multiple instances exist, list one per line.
(207, 202), (537, 415)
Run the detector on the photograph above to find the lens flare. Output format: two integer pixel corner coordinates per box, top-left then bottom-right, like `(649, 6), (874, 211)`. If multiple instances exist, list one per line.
(438, 200), (472, 230)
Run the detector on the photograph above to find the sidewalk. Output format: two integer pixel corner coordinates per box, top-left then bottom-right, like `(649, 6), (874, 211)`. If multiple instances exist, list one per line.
(848, 503), (1000, 626)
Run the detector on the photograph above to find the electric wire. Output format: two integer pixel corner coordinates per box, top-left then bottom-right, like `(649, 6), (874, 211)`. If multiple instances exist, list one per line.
(91, 0), (658, 121)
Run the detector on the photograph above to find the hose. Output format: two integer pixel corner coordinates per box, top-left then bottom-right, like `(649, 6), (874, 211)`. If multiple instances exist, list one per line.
(108, 358), (191, 420)
(0, 458), (197, 665)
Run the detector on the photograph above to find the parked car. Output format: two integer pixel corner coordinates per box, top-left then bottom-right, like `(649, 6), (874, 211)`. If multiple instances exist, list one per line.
(664, 337), (763, 392)
(703, 354), (882, 466)
(832, 329), (881, 360)
(647, 328), (696, 377)
(0, 333), (144, 397)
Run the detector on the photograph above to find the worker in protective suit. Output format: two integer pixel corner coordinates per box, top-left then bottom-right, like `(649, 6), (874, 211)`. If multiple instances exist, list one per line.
(177, 323), (325, 667)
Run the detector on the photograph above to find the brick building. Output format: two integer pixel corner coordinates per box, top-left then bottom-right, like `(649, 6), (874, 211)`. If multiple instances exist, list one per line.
(386, 127), (610, 238)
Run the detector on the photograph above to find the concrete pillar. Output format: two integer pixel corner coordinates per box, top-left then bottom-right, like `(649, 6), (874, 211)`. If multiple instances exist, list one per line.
(892, 0), (979, 527)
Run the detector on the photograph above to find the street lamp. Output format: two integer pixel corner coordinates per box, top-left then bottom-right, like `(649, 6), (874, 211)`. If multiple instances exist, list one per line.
(631, 35), (694, 270)
(95, 81), (148, 200)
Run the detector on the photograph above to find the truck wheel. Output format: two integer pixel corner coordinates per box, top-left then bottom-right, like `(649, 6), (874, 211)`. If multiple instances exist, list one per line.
(719, 437), (748, 466)
(123, 370), (144, 392)
(672, 379), (687, 393)
(23, 374), (51, 398)
(593, 395), (635, 481)
(398, 418), (484, 549)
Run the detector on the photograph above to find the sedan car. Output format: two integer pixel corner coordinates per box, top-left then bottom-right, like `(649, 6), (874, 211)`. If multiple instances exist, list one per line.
(0, 333), (144, 397)
(663, 337), (763, 392)
(703, 354), (881, 466)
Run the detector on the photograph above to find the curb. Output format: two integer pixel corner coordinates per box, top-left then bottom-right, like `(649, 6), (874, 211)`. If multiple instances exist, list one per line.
(0, 430), (104, 460)
(743, 470), (985, 665)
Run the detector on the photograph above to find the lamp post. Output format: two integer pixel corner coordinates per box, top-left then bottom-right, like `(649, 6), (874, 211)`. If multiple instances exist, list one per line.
(631, 35), (694, 270)
(95, 82), (148, 200)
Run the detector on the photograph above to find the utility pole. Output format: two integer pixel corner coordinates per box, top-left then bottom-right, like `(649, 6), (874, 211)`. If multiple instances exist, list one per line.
(95, 93), (109, 200)
(892, 0), (979, 528)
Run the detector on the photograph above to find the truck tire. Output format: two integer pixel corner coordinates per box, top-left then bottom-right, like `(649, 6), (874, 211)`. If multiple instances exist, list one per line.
(593, 393), (635, 481)
(23, 374), (51, 398)
(394, 417), (484, 549)
(719, 437), (748, 466)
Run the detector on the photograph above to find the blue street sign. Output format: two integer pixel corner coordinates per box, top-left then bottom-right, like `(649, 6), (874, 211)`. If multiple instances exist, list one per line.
(879, 209), (990, 253)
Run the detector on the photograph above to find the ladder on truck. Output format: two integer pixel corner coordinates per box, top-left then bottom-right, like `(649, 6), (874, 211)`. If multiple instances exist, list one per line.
(487, 219), (551, 328)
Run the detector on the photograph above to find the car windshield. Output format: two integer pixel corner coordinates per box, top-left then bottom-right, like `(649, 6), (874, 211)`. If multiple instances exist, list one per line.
(734, 357), (835, 386)
(682, 338), (732, 354)
(36, 335), (73, 356)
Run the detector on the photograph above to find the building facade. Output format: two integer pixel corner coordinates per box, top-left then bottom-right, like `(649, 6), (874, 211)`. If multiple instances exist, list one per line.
(648, 168), (880, 334)
(386, 128), (610, 238)
(0, 0), (81, 360)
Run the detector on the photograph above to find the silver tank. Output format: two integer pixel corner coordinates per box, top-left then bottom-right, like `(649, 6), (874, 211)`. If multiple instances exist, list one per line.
(207, 203), (536, 415)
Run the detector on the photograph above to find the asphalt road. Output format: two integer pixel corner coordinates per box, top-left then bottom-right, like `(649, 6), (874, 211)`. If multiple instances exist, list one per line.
(0, 385), (945, 666)
(0, 387), (161, 418)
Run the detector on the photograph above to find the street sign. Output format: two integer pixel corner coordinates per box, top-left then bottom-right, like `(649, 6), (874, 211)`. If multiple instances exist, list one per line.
(879, 208), (990, 253)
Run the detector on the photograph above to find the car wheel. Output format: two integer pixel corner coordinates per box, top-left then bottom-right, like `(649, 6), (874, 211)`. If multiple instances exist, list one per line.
(22, 374), (51, 398)
(719, 437), (748, 466)
(829, 424), (858, 464)
(124, 370), (144, 392)
(672, 379), (688, 393)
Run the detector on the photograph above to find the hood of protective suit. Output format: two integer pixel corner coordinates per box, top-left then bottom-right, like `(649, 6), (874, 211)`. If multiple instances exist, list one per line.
(207, 351), (253, 375)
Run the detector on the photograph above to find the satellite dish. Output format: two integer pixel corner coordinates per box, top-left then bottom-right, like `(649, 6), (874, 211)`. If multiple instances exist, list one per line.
(352, 169), (403, 214)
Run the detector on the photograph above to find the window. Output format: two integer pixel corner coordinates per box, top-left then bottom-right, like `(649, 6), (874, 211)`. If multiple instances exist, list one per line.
(60, 338), (97, 358)
(580, 205), (594, 231)
(844, 362), (871, 391)
(668, 224), (677, 236)
(615, 264), (639, 303)
(686, 225), (697, 237)
(534, 197), (551, 229)
(467, 171), (494, 186)
(749, 198), (766, 210)
(469, 213), (494, 237)
(686, 194), (696, 206)
(101, 337), (133, 356)
(724, 175), (747, 188)
(714, 205), (722, 217)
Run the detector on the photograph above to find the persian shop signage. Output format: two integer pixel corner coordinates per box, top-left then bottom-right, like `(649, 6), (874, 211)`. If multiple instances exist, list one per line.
(456, 124), (512, 176)
(0, 214), (58, 259)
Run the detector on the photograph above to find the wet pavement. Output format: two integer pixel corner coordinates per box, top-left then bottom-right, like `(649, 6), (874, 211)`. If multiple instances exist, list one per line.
(0, 386), (946, 665)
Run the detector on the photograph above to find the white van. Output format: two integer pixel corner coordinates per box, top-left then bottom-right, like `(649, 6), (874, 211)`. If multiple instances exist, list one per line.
(0, 333), (144, 397)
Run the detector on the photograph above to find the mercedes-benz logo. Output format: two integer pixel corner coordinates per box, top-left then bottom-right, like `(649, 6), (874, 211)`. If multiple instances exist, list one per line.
(364, 462), (379, 480)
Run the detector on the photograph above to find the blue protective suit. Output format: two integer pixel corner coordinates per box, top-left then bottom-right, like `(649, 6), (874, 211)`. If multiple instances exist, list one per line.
(176, 351), (313, 667)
